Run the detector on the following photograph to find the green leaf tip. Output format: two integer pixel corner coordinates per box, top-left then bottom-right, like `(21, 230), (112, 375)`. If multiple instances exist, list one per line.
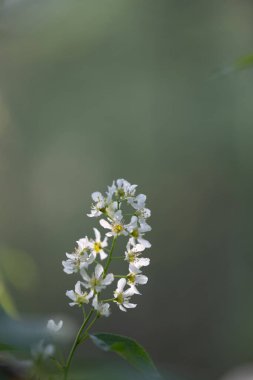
(90, 333), (161, 378)
(0, 342), (16, 352)
(235, 54), (253, 70)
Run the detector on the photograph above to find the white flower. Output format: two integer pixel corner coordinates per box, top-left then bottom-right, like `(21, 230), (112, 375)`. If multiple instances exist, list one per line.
(128, 194), (146, 210)
(75, 237), (90, 254)
(87, 192), (107, 217)
(63, 236), (94, 274)
(66, 281), (93, 307)
(106, 182), (117, 199)
(128, 194), (151, 221)
(87, 191), (115, 218)
(126, 216), (151, 248)
(92, 295), (110, 317)
(134, 207), (151, 222)
(31, 340), (55, 360)
(113, 278), (136, 312)
(104, 201), (118, 219)
(100, 210), (127, 237)
(64, 179), (151, 317)
(114, 179), (137, 199)
(89, 228), (108, 260)
(80, 263), (114, 292)
(62, 250), (95, 274)
(62, 254), (79, 274)
(125, 241), (150, 269)
(47, 319), (63, 333)
(127, 264), (148, 294)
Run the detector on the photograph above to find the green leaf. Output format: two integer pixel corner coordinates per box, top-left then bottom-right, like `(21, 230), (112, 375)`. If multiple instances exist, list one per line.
(0, 277), (19, 318)
(213, 53), (253, 78)
(235, 54), (253, 70)
(90, 333), (160, 378)
(50, 356), (64, 371)
(0, 342), (16, 352)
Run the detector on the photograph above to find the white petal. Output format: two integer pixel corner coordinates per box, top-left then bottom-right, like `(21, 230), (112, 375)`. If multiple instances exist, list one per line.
(63, 268), (74, 274)
(66, 290), (75, 301)
(99, 250), (108, 260)
(92, 192), (103, 202)
(129, 194), (146, 209)
(47, 320), (55, 331)
(102, 273), (114, 285)
(132, 244), (145, 253)
(47, 320), (63, 333)
(86, 253), (96, 265)
(101, 237), (108, 247)
(114, 209), (123, 221)
(93, 228), (100, 241)
(135, 258), (150, 268)
(138, 237), (151, 248)
(138, 193), (146, 201)
(95, 284), (104, 292)
(44, 344), (55, 357)
(76, 237), (89, 251)
(80, 268), (90, 282)
(116, 178), (124, 187)
(130, 215), (138, 227)
(142, 208), (151, 218)
(124, 302), (137, 309)
(124, 287), (136, 297)
(129, 264), (140, 274)
(128, 237), (136, 246)
(140, 221), (151, 233)
(62, 262), (75, 274)
(119, 305), (127, 312)
(117, 278), (126, 293)
(65, 253), (75, 259)
(100, 219), (111, 230)
(75, 281), (82, 295)
(87, 209), (102, 217)
(92, 295), (98, 309)
(136, 275), (148, 285)
(87, 289), (94, 299)
(95, 263), (104, 279)
(101, 303), (110, 317)
(130, 285), (141, 295)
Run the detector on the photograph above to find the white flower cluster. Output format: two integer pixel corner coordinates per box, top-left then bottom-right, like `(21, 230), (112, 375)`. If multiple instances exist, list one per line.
(62, 179), (151, 316)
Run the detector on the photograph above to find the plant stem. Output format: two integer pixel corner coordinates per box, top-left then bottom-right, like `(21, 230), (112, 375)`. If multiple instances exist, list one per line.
(101, 298), (115, 303)
(80, 314), (99, 341)
(113, 275), (127, 278)
(63, 309), (94, 380)
(104, 236), (117, 275)
(63, 236), (117, 379)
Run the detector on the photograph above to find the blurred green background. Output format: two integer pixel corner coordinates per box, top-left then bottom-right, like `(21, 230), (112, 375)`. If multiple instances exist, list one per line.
(1, 0), (253, 379)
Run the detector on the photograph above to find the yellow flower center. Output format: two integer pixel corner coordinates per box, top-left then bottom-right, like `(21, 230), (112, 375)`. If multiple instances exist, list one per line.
(127, 273), (136, 284)
(115, 292), (124, 304)
(90, 277), (100, 288)
(131, 229), (139, 238)
(94, 242), (102, 253)
(113, 224), (123, 234)
(76, 294), (88, 305)
(118, 188), (125, 197)
(127, 252), (135, 263)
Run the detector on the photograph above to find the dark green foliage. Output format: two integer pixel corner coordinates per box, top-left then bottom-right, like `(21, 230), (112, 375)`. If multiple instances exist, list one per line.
(90, 333), (160, 378)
